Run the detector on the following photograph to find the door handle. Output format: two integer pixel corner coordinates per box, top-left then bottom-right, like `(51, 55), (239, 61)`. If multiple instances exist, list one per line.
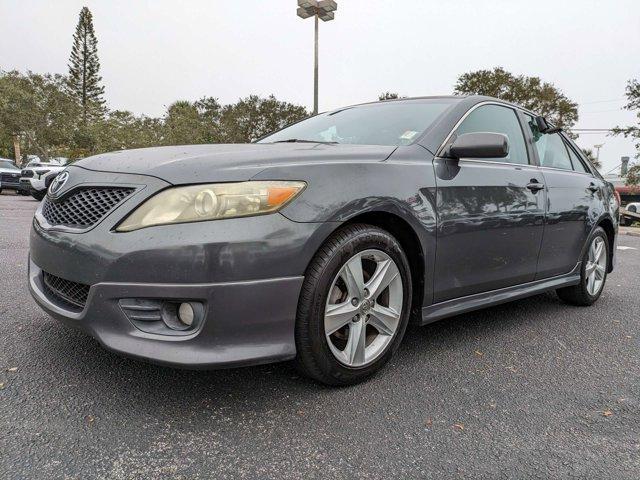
(588, 182), (599, 193)
(526, 181), (545, 193)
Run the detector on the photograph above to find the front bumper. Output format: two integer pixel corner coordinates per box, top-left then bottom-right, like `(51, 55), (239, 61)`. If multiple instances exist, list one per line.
(29, 258), (304, 367)
(28, 166), (336, 367)
(19, 178), (35, 193)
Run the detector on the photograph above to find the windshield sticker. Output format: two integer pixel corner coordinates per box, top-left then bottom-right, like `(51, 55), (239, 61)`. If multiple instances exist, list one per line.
(400, 130), (419, 140)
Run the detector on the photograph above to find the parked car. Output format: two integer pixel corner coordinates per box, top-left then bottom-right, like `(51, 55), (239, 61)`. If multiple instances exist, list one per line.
(28, 96), (618, 385)
(19, 159), (67, 200)
(620, 201), (640, 226)
(0, 158), (22, 194)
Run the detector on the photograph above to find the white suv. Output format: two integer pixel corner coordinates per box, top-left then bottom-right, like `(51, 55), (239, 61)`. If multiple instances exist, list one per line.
(20, 159), (67, 200)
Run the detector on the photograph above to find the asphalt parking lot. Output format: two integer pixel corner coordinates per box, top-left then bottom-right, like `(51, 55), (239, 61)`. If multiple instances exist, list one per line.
(1, 192), (638, 479)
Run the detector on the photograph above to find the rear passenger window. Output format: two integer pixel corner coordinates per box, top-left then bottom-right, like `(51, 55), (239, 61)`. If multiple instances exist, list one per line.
(564, 141), (589, 173)
(537, 133), (573, 170)
(455, 105), (529, 165)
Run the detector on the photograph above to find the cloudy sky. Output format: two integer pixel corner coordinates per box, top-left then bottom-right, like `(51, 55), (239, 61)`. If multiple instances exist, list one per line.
(2, 0), (638, 172)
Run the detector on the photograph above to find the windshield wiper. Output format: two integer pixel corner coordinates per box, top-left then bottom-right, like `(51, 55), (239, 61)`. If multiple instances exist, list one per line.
(271, 139), (338, 145)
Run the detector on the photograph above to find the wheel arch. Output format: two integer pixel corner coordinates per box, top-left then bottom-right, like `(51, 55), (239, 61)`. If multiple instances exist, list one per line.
(339, 211), (426, 321)
(596, 216), (616, 273)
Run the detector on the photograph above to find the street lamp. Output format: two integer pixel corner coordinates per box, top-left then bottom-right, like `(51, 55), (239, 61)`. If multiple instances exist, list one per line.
(594, 143), (604, 165)
(297, 0), (337, 115)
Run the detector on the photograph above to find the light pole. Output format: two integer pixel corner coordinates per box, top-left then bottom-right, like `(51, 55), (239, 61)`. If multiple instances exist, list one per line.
(594, 143), (604, 166)
(297, 0), (337, 115)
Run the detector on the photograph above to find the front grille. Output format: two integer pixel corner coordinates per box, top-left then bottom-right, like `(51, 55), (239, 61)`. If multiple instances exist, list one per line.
(42, 187), (135, 229)
(43, 272), (90, 310)
(21, 170), (33, 178)
(1, 173), (21, 183)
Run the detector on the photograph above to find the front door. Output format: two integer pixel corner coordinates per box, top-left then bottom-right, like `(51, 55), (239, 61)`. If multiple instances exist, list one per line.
(433, 104), (546, 303)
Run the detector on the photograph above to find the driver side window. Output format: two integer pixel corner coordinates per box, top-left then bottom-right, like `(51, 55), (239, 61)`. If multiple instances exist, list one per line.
(455, 104), (530, 165)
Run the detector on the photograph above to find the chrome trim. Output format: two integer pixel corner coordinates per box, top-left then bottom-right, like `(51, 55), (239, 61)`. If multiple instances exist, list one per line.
(456, 158), (539, 169)
(538, 165), (595, 177)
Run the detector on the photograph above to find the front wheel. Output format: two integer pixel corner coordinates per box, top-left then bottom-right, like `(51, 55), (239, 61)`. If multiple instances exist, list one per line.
(556, 227), (609, 306)
(295, 224), (412, 386)
(31, 190), (46, 201)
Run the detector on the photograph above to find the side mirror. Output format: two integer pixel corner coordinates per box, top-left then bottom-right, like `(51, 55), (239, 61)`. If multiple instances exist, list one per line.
(446, 132), (509, 159)
(535, 116), (562, 134)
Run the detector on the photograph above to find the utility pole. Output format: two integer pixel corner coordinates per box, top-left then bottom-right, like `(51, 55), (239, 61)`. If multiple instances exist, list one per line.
(297, 1), (337, 115)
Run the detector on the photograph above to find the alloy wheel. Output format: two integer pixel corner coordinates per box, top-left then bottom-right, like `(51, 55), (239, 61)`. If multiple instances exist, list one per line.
(324, 249), (403, 367)
(585, 236), (607, 296)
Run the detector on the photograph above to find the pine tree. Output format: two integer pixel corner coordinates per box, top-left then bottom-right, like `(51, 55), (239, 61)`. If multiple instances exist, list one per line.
(67, 7), (105, 124)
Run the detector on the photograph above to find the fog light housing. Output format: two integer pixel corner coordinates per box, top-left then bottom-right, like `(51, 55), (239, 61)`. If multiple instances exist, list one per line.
(178, 302), (195, 326)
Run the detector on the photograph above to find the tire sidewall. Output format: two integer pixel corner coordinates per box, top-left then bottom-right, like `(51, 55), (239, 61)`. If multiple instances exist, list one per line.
(304, 227), (412, 383)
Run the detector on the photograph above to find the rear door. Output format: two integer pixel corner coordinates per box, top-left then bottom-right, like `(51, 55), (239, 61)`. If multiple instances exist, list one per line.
(522, 115), (605, 278)
(433, 103), (546, 303)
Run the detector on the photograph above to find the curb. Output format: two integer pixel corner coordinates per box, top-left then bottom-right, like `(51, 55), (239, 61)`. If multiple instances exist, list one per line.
(620, 228), (640, 238)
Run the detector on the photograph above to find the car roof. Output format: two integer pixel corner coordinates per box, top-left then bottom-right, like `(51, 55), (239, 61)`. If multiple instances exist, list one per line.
(330, 95), (536, 117)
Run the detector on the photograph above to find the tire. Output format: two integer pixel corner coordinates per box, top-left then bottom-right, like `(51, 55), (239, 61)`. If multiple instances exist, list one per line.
(556, 227), (609, 306)
(295, 224), (412, 386)
(31, 191), (46, 201)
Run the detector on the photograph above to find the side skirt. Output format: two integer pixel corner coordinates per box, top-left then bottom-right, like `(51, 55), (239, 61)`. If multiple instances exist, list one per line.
(420, 264), (582, 325)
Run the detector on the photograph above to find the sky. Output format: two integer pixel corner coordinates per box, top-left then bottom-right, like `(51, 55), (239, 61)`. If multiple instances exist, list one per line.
(1, 0), (639, 173)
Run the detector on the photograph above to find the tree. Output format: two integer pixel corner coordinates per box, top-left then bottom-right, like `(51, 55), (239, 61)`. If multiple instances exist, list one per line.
(454, 67), (579, 129)
(80, 110), (163, 156)
(0, 70), (79, 163)
(581, 148), (601, 169)
(612, 79), (640, 186)
(162, 97), (222, 145)
(220, 95), (308, 143)
(67, 6), (106, 125)
(627, 164), (640, 186)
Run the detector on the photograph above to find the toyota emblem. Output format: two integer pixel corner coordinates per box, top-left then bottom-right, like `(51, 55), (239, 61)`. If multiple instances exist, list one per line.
(49, 171), (69, 196)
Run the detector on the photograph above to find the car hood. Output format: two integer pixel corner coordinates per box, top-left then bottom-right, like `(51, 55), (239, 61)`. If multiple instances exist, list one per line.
(0, 168), (21, 174)
(75, 143), (397, 184)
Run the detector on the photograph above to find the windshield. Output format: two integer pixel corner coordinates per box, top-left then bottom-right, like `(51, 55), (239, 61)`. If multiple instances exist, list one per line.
(258, 99), (456, 146)
(0, 160), (19, 170)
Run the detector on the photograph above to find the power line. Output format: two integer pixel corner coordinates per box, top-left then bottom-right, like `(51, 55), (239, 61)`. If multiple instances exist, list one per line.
(569, 128), (615, 132)
(578, 97), (626, 106)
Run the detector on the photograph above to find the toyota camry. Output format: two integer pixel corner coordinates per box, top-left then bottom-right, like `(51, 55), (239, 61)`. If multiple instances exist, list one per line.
(28, 96), (618, 385)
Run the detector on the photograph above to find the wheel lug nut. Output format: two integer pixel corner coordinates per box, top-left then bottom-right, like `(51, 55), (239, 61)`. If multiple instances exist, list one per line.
(351, 298), (359, 306)
(364, 288), (370, 297)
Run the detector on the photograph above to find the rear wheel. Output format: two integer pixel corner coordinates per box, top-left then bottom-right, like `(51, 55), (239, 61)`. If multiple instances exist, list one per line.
(295, 224), (412, 386)
(556, 227), (609, 306)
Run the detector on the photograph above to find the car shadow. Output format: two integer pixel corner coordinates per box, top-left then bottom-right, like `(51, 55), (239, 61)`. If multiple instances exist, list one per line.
(29, 290), (569, 417)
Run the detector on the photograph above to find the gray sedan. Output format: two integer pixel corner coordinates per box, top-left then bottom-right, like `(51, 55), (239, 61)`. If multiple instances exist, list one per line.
(28, 96), (618, 385)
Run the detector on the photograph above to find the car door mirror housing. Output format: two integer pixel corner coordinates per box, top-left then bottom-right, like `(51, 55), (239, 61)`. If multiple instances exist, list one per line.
(446, 132), (509, 159)
(535, 116), (562, 134)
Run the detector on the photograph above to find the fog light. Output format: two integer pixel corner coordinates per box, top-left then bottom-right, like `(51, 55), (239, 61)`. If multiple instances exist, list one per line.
(178, 302), (195, 326)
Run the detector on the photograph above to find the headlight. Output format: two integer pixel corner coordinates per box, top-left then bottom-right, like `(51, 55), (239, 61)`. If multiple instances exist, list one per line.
(116, 180), (306, 232)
